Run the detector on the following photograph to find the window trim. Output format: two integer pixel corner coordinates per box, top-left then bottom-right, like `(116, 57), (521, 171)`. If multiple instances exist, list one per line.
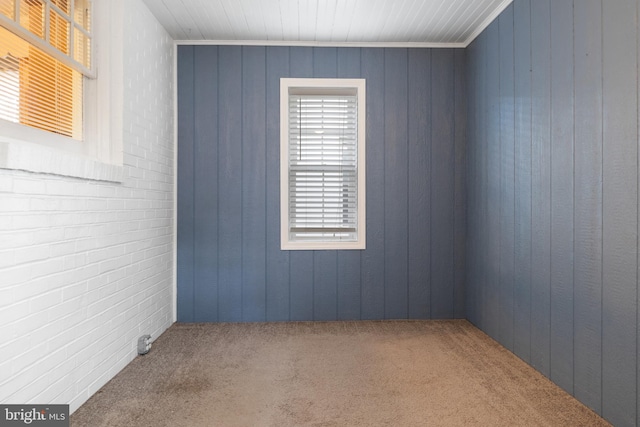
(280, 77), (366, 251)
(0, 0), (123, 182)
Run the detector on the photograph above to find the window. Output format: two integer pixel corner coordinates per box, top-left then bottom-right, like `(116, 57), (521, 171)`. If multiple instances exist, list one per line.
(0, 0), (92, 139)
(0, 0), (123, 182)
(280, 78), (366, 250)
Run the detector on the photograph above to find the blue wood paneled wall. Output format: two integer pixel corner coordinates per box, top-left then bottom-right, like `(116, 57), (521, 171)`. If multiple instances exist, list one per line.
(177, 46), (467, 323)
(466, 1), (639, 426)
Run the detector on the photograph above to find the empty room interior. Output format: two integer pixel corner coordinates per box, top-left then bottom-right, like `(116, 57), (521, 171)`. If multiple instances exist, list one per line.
(1, 0), (639, 425)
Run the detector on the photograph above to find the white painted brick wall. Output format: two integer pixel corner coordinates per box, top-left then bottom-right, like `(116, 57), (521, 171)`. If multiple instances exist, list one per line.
(0, 0), (174, 413)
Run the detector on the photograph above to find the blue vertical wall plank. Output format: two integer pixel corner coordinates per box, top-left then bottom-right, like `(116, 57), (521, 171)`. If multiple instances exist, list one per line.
(465, 36), (482, 326)
(384, 48), (409, 319)
(463, 41), (474, 324)
(312, 47), (339, 321)
(481, 31), (491, 332)
(464, 39), (477, 325)
(637, 8), (640, 426)
(360, 48), (386, 320)
(313, 251), (338, 320)
(453, 48), (466, 319)
(477, 32), (488, 331)
(549, 0), (575, 394)
(407, 48), (431, 319)
(337, 251), (361, 320)
(266, 47), (291, 322)
(177, 45), (195, 322)
(337, 48), (361, 79)
(573, 0), (603, 413)
(498, 6), (515, 349)
(289, 46), (314, 77)
(193, 46), (219, 322)
(217, 46), (244, 322)
(480, 31), (488, 330)
(637, 6), (640, 426)
(481, 30), (491, 332)
(602, 1), (638, 424)
(337, 48), (362, 320)
(529, 0), (552, 377)
(480, 31), (490, 331)
(290, 252), (314, 321)
(288, 47), (315, 321)
(513, 0), (532, 365)
(431, 49), (456, 319)
(467, 32), (486, 328)
(241, 46), (267, 322)
(313, 47), (338, 78)
(469, 32), (485, 330)
(485, 22), (501, 337)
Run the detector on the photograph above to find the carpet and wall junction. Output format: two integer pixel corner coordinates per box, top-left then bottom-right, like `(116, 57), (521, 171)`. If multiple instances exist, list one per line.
(71, 320), (608, 426)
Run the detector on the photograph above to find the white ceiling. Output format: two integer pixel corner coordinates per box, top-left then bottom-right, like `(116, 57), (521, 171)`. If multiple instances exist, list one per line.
(142, 0), (513, 47)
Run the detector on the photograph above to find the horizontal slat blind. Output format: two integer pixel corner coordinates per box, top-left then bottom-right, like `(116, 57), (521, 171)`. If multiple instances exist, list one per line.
(0, 0), (88, 139)
(288, 94), (359, 242)
(0, 25), (81, 138)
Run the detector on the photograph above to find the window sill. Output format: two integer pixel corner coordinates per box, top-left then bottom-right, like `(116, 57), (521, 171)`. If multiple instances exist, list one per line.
(0, 136), (123, 182)
(281, 240), (366, 251)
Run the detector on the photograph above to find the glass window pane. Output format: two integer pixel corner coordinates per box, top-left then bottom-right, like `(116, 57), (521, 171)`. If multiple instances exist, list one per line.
(0, 25), (82, 139)
(49, 9), (70, 54)
(50, 0), (69, 14)
(0, 0), (15, 19)
(19, 0), (45, 39)
(0, 54), (20, 123)
(73, 29), (89, 68)
(73, 0), (90, 32)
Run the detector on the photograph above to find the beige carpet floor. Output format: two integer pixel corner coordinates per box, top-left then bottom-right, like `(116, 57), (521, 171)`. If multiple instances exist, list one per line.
(71, 320), (609, 427)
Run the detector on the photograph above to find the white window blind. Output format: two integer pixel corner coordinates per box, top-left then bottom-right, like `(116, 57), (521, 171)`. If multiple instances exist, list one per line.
(289, 93), (358, 242)
(0, 0), (91, 139)
(281, 78), (366, 250)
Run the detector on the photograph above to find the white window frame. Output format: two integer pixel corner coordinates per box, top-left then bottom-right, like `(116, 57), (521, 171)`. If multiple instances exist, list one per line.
(280, 78), (366, 251)
(0, 0), (94, 76)
(0, 0), (123, 182)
